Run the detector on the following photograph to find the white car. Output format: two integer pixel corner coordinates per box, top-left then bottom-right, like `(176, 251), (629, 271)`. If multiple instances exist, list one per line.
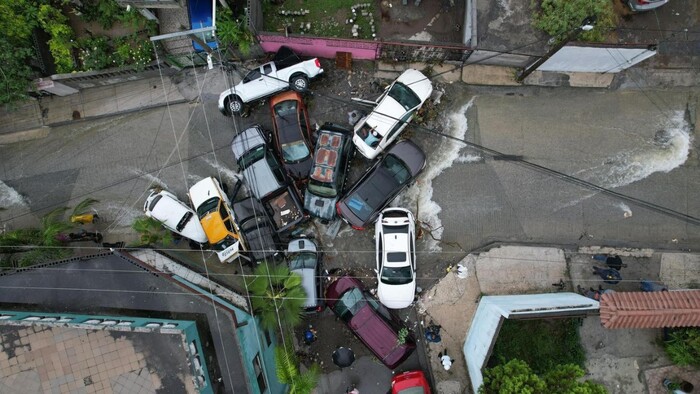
(374, 207), (417, 309)
(143, 189), (208, 246)
(353, 69), (433, 160)
(188, 177), (244, 263)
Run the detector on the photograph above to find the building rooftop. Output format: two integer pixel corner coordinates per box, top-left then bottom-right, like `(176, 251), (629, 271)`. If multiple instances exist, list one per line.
(0, 252), (249, 393)
(600, 290), (700, 329)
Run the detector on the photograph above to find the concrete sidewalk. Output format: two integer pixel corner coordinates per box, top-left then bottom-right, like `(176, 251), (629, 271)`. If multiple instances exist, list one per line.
(0, 76), (185, 144)
(417, 245), (700, 394)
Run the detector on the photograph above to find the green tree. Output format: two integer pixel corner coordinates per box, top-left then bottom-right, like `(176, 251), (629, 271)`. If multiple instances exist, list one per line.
(0, 0), (40, 104)
(37, 3), (75, 73)
(531, 0), (616, 43)
(275, 342), (319, 394)
(245, 263), (306, 331)
(216, 8), (254, 55)
(480, 359), (607, 394)
(664, 328), (700, 367)
(131, 216), (173, 246)
(0, 207), (73, 267)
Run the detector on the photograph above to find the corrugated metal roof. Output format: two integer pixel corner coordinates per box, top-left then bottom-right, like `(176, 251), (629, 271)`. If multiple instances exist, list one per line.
(600, 290), (700, 329)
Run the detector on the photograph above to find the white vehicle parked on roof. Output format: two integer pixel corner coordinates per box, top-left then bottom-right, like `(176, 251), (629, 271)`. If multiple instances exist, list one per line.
(352, 69), (433, 160)
(143, 189), (208, 247)
(374, 207), (417, 309)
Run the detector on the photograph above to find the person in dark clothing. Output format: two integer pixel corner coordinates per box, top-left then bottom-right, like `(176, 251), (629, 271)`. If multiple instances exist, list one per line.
(605, 255), (624, 270)
(593, 266), (622, 285)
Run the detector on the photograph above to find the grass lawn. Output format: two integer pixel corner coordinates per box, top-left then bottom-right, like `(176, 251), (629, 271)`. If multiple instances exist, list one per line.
(262, 0), (379, 39)
(487, 318), (586, 374)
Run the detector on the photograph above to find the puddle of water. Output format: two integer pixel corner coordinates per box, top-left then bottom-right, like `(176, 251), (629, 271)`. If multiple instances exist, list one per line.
(394, 97), (476, 252)
(0, 181), (29, 209)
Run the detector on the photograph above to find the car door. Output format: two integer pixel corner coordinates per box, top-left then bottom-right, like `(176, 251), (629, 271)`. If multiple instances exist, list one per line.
(262, 63), (286, 92)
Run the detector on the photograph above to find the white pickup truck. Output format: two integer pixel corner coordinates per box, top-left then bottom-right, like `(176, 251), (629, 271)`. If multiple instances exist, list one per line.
(218, 46), (324, 116)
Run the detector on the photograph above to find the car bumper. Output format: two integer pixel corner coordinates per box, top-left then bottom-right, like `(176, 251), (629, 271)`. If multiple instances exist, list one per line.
(627, 0), (668, 11)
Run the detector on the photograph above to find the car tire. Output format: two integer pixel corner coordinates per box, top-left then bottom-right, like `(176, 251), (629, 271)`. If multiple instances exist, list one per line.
(226, 95), (244, 116)
(290, 75), (309, 92)
(189, 240), (203, 250)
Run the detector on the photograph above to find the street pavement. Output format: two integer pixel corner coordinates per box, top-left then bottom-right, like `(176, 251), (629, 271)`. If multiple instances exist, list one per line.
(0, 55), (699, 394)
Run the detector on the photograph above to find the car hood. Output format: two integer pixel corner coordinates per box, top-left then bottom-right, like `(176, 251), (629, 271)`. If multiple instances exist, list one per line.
(188, 178), (221, 208)
(396, 69), (433, 102)
(284, 157), (313, 180)
(231, 126), (266, 160)
(304, 192), (338, 221)
(245, 160), (283, 199)
(377, 281), (416, 309)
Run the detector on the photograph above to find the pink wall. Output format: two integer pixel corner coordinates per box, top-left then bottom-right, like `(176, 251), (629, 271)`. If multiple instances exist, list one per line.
(258, 34), (379, 60)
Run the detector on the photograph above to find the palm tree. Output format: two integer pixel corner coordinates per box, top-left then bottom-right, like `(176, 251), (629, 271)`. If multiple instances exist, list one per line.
(275, 343), (319, 394)
(131, 216), (172, 246)
(245, 263), (306, 331)
(0, 207), (73, 267)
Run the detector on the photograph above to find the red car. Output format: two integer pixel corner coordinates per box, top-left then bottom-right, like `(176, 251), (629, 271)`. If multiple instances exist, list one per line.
(391, 370), (431, 394)
(269, 91), (315, 181)
(326, 276), (416, 369)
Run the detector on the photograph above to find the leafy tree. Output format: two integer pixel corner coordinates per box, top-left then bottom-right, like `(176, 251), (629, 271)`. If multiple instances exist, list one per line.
(664, 328), (700, 367)
(245, 263), (306, 331)
(531, 0), (616, 43)
(480, 359), (607, 394)
(0, 207), (73, 267)
(216, 8), (254, 55)
(131, 216), (173, 246)
(0, 0), (40, 104)
(275, 342), (320, 394)
(37, 4), (75, 73)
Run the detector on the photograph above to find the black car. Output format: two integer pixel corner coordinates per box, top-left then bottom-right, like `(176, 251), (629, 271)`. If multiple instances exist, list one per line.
(231, 196), (279, 263)
(269, 91), (315, 181)
(304, 123), (355, 223)
(336, 140), (426, 230)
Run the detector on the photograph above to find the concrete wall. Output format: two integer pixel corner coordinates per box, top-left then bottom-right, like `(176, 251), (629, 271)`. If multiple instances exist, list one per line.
(538, 46), (656, 73)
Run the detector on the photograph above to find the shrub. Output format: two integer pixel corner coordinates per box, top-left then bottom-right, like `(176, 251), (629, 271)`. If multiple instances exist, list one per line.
(77, 36), (112, 71)
(665, 328), (700, 367)
(113, 35), (154, 70)
(531, 0), (616, 42)
(216, 8), (254, 55)
(37, 4), (75, 73)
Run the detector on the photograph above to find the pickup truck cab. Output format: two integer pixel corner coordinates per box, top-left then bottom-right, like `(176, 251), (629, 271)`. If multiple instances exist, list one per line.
(218, 46), (324, 116)
(231, 125), (306, 233)
(188, 177), (246, 263)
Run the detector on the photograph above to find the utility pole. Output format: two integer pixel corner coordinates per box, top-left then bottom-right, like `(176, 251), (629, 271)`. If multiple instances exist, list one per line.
(516, 16), (596, 83)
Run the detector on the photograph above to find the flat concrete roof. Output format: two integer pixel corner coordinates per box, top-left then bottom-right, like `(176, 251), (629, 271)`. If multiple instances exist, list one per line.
(0, 324), (193, 393)
(0, 253), (248, 394)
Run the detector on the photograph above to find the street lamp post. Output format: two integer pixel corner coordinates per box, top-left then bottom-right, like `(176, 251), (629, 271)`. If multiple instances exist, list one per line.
(516, 16), (597, 83)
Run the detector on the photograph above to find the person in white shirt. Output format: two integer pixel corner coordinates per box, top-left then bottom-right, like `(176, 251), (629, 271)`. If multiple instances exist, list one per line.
(438, 349), (454, 371)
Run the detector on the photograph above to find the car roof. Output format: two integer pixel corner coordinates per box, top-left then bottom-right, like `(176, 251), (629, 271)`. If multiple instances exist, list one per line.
(245, 158), (283, 199)
(396, 69), (433, 101)
(199, 212), (230, 244)
(231, 125), (266, 160)
(310, 130), (347, 184)
(361, 99), (406, 136)
(232, 196), (266, 223)
(387, 140), (426, 177)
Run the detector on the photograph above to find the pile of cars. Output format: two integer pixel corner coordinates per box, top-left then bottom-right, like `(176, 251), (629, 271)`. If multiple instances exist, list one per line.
(145, 47), (434, 375)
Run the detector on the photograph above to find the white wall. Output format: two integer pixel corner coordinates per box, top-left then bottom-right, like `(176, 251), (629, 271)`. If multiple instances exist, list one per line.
(538, 46), (656, 73)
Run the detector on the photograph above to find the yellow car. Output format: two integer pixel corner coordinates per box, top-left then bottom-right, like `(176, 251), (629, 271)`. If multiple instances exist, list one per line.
(188, 177), (246, 263)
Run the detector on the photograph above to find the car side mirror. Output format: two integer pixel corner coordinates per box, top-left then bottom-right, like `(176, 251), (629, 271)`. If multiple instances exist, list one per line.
(373, 269), (379, 274)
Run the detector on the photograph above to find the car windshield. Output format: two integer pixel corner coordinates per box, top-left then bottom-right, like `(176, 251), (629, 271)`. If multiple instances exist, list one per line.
(308, 179), (337, 198)
(238, 145), (265, 169)
(387, 252), (407, 262)
(196, 197), (219, 218)
(380, 265), (412, 285)
(387, 82), (421, 111)
(289, 252), (317, 270)
(334, 288), (367, 323)
(281, 141), (310, 162)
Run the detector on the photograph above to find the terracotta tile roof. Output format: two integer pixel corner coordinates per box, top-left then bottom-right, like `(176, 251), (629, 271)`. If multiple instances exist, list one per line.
(600, 290), (700, 329)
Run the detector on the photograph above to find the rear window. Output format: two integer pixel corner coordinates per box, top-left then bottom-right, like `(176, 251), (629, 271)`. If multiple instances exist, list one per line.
(335, 288), (367, 323)
(196, 197), (219, 218)
(176, 211), (194, 232)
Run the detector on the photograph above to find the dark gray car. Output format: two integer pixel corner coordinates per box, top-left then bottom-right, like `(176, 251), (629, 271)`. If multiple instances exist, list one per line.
(232, 196), (279, 263)
(336, 140), (426, 230)
(304, 123), (354, 223)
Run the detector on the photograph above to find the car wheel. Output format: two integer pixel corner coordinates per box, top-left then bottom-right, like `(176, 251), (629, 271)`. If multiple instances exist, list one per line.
(290, 75), (309, 92)
(227, 96), (244, 115)
(189, 240), (203, 250)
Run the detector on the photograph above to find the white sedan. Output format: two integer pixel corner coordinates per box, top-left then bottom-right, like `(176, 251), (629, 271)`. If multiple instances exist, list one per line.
(353, 69), (433, 160)
(374, 207), (417, 309)
(144, 189), (208, 246)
